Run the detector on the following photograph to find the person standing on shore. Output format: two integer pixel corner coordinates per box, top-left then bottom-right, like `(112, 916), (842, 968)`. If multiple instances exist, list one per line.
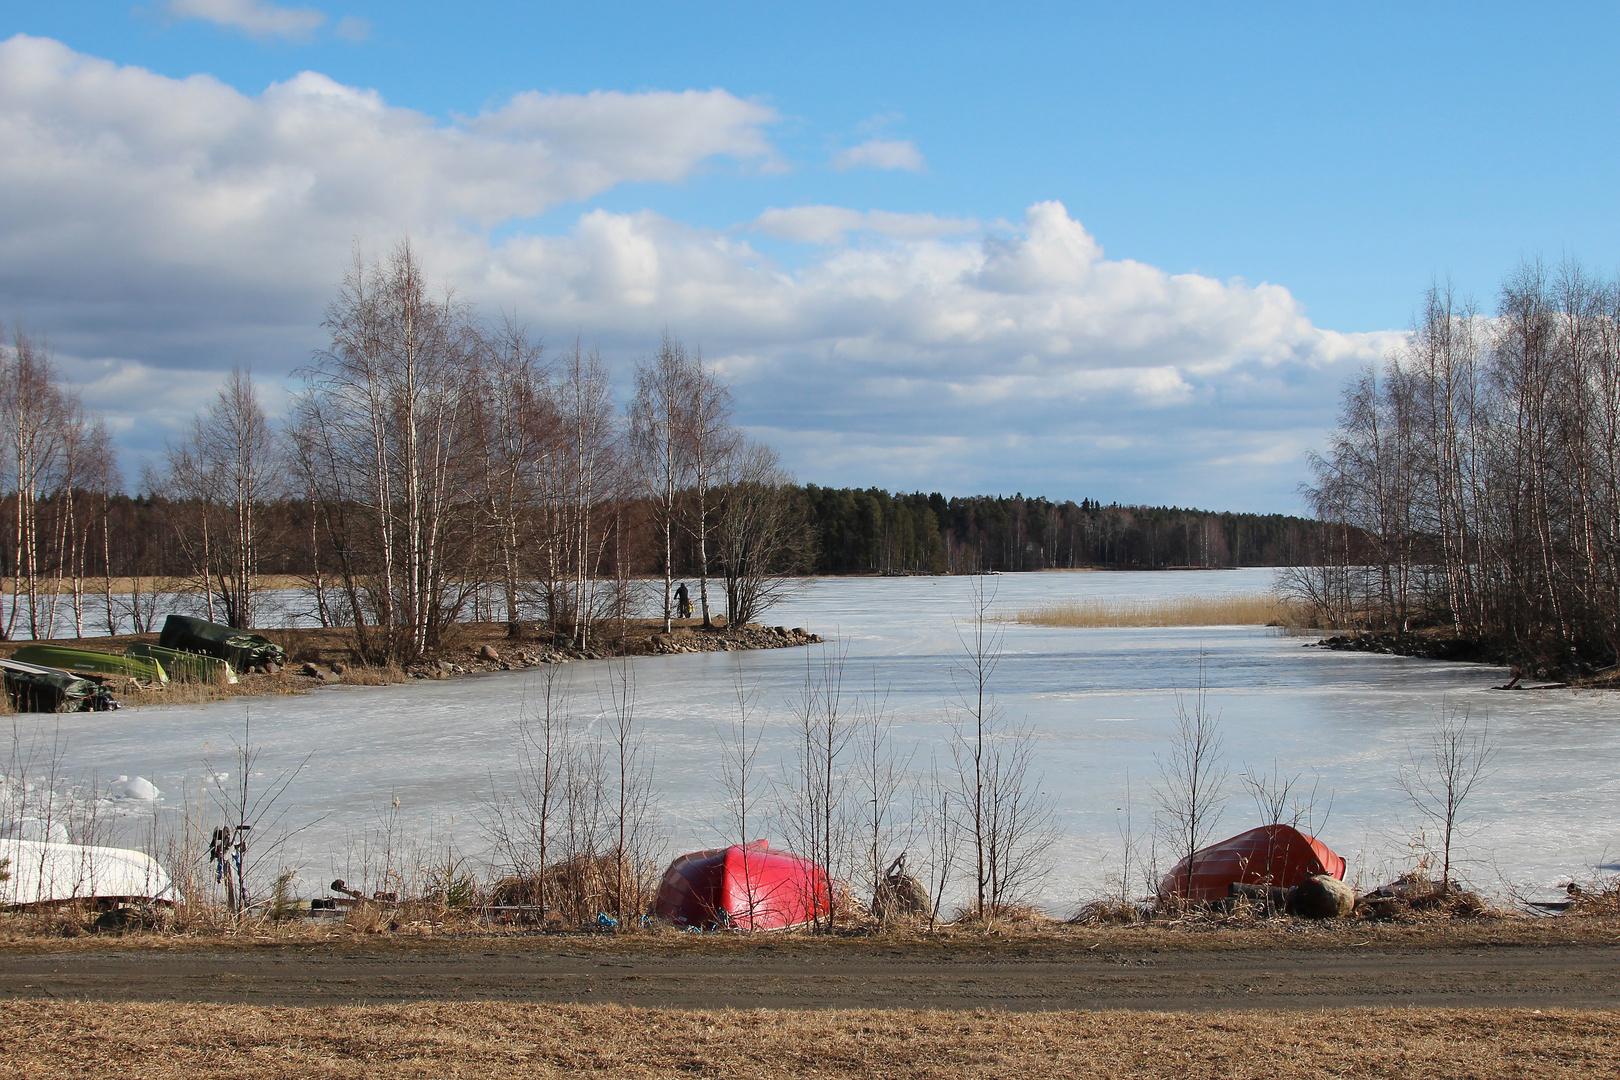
(675, 581), (692, 620)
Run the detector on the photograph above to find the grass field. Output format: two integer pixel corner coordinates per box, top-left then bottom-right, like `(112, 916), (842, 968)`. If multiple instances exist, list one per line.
(1007, 592), (1309, 628)
(1, 1001), (1610, 1079)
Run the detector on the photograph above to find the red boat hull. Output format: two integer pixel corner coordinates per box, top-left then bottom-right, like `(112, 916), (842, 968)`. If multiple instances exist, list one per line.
(655, 841), (831, 930)
(1158, 825), (1346, 903)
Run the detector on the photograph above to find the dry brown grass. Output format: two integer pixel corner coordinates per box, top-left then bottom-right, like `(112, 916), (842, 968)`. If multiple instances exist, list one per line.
(1007, 592), (1310, 628)
(0, 1001), (1612, 1079)
(5, 909), (1615, 955)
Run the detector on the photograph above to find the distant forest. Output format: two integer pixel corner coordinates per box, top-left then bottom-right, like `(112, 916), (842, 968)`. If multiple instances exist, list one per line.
(799, 487), (1323, 575)
(1, 487), (1322, 586)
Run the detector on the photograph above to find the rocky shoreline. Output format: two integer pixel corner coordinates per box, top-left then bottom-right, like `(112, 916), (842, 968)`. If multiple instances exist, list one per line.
(1, 619), (825, 708)
(1307, 629), (1620, 688)
(1308, 631), (1512, 667)
(393, 622), (824, 680)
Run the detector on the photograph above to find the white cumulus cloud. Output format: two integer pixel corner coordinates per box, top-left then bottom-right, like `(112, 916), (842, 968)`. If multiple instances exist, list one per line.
(166, 0), (329, 41)
(832, 138), (926, 172)
(0, 34), (777, 364)
(752, 207), (980, 244)
(0, 36), (1399, 508)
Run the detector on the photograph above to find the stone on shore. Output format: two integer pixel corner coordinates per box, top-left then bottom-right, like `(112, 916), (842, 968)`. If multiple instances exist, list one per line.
(1289, 874), (1355, 919)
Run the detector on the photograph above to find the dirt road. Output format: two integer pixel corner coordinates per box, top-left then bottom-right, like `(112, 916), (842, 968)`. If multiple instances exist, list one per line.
(4, 939), (1618, 1011)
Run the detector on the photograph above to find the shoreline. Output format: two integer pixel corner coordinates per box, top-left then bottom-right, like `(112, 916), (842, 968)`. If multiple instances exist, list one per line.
(0, 618), (823, 710)
(1310, 629), (1620, 690)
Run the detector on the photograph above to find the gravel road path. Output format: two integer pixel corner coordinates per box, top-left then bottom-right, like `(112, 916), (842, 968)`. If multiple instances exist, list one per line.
(4, 941), (1618, 1012)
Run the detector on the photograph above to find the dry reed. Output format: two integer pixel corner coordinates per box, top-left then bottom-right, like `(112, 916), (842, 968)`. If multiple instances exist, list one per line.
(1007, 592), (1314, 628)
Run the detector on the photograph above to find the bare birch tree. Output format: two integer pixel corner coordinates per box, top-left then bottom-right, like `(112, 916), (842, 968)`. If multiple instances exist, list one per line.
(294, 242), (477, 662)
(630, 334), (696, 633)
(713, 440), (810, 626)
(1, 327), (66, 640)
(163, 367), (277, 628)
(684, 352), (737, 628)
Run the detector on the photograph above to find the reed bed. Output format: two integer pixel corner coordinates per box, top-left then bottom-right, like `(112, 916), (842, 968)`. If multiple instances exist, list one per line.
(1006, 592), (1313, 628)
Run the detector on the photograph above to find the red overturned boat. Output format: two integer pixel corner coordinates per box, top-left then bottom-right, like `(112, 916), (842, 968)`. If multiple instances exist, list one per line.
(1158, 825), (1346, 903)
(655, 840), (831, 930)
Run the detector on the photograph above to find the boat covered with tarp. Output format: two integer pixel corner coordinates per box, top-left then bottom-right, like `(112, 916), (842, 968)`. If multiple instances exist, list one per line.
(124, 642), (236, 684)
(0, 657), (117, 712)
(0, 838), (179, 906)
(1157, 824), (1347, 904)
(158, 614), (285, 671)
(10, 644), (168, 686)
(655, 840), (831, 930)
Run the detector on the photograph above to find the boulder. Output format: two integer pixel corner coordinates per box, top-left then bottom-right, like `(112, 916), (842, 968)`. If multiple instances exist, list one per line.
(1289, 874), (1355, 919)
(300, 662), (321, 678)
(331, 662), (347, 675)
(480, 644), (500, 662)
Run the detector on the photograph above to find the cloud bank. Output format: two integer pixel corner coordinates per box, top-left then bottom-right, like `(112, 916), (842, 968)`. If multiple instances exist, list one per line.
(0, 35), (1397, 509)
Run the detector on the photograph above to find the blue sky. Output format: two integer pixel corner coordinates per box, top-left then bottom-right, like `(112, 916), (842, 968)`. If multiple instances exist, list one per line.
(3, 3), (1617, 510)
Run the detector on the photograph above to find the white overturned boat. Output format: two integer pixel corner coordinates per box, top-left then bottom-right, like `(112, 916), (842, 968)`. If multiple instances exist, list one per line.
(0, 838), (180, 906)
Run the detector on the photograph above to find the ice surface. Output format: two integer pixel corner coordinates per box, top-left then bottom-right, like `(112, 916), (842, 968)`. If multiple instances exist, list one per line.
(15, 569), (1620, 911)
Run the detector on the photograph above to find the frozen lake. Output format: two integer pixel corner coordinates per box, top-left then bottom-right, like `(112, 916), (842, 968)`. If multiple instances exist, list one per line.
(8, 569), (1619, 912)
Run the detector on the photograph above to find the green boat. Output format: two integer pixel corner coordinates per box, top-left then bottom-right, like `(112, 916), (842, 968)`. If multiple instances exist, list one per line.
(125, 642), (237, 684)
(9, 644), (169, 686)
(158, 614), (286, 671)
(0, 657), (118, 712)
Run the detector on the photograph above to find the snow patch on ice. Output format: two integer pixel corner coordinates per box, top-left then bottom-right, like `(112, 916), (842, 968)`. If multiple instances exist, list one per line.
(108, 775), (160, 801)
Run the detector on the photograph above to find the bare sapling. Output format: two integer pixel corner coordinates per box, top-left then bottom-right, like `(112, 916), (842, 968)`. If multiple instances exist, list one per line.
(598, 658), (659, 922)
(779, 643), (854, 931)
(1238, 760), (1332, 894)
(1107, 769), (1144, 913)
(482, 663), (572, 915)
(1152, 657), (1229, 907)
(1399, 703), (1495, 891)
(203, 709), (315, 916)
(855, 674), (915, 916)
(949, 579), (1057, 921)
(717, 664), (767, 927)
(915, 757), (957, 930)
(1246, 756), (1333, 829)
(558, 716), (607, 923)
